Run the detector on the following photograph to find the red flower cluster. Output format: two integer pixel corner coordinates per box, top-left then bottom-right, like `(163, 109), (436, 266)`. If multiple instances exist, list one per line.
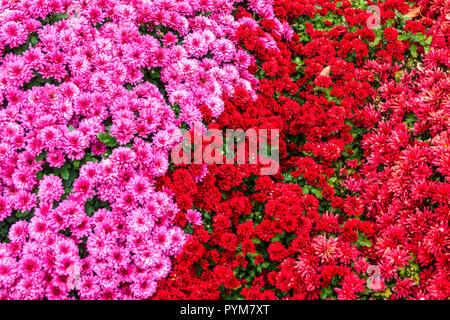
(153, 0), (449, 300)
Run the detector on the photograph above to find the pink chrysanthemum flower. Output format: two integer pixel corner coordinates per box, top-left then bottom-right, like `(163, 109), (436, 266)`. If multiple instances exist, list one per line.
(186, 209), (203, 226)
(38, 175), (64, 204)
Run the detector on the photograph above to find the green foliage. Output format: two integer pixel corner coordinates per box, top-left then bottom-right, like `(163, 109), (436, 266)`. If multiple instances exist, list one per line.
(40, 13), (69, 25)
(54, 162), (71, 180)
(97, 132), (118, 147)
(355, 232), (373, 247)
(84, 196), (111, 216)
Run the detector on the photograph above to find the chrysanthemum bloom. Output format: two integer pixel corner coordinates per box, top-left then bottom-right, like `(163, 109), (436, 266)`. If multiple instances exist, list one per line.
(0, 0), (274, 300)
(38, 175), (64, 204)
(186, 209), (203, 226)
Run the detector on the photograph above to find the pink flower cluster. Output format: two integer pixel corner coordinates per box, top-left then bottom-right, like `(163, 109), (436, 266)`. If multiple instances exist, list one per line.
(0, 0), (288, 299)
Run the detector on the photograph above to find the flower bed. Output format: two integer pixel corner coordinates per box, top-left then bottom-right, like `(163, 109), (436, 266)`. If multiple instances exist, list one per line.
(0, 0), (448, 300)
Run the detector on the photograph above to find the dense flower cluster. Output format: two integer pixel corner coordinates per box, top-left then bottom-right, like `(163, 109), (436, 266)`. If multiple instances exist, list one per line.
(154, 0), (449, 300)
(0, 0), (448, 300)
(0, 0), (280, 299)
(348, 3), (450, 298)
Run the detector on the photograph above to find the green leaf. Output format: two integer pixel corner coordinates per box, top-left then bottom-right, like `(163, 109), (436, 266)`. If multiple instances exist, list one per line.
(36, 172), (44, 181)
(44, 13), (69, 25)
(35, 150), (47, 162)
(413, 33), (425, 44)
(356, 232), (373, 247)
(97, 132), (118, 147)
(16, 210), (32, 220)
(386, 19), (395, 28)
(311, 188), (323, 199)
(321, 286), (334, 299)
(397, 33), (409, 41)
(252, 238), (261, 245)
(30, 32), (39, 47)
(372, 36), (381, 46)
(60, 166), (70, 180)
(270, 232), (284, 243)
(409, 44), (418, 58)
(54, 163), (71, 180)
